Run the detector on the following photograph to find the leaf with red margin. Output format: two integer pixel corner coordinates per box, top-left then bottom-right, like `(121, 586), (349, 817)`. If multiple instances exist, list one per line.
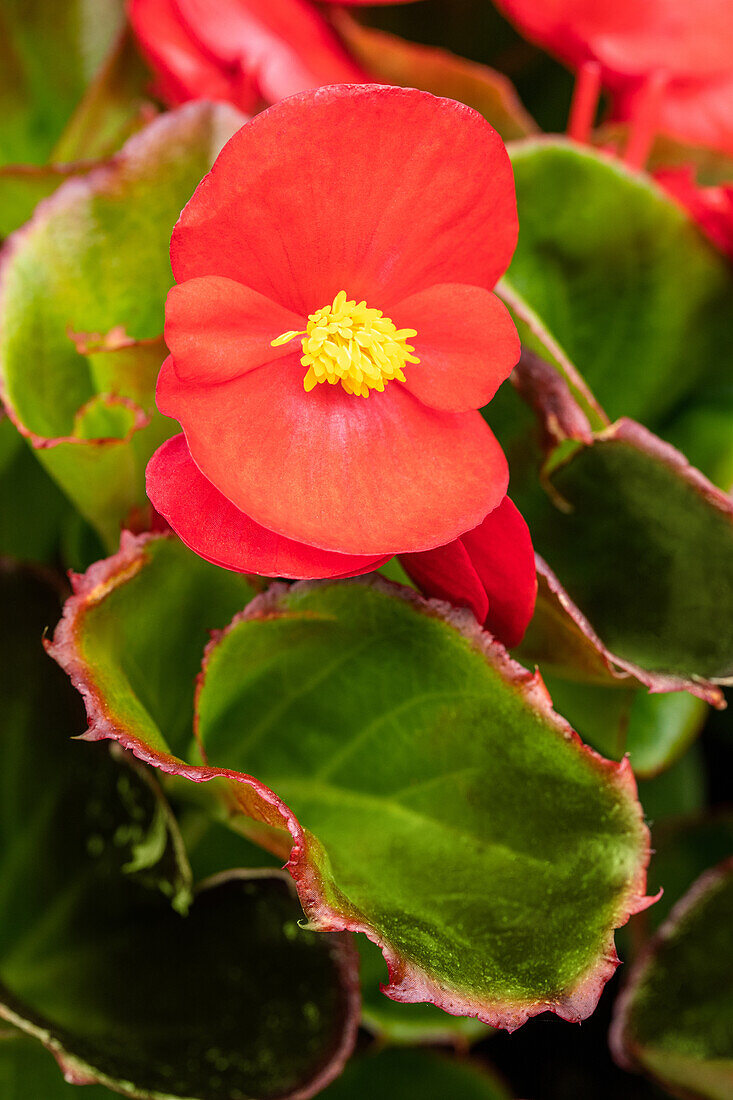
(611, 859), (733, 1100)
(49, 537), (654, 1032)
(0, 29), (156, 239)
(534, 420), (733, 689)
(0, 101), (244, 549)
(494, 351), (732, 773)
(1, 558), (358, 1100)
(333, 15), (537, 142)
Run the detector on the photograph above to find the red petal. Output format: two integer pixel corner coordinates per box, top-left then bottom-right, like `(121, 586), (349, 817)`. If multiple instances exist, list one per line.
(655, 166), (733, 257)
(401, 497), (537, 648)
(614, 71), (733, 156)
(165, 276), (303, 384)
(171, 85), (518, 315)
(494, 0), (733, 83)
(129, 0), (256, 110)
(147, 434), (388, 578)
(173, 0), (366, 104)
(399, 538), (489, 624)
(391, 284), (520, 413)
(157, 354), (509, 556)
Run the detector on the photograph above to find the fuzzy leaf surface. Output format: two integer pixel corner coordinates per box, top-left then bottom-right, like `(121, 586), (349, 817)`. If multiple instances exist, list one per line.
(50, 540), (653, 1031)
(0, 102), (243, 546)
(1, 563), (358, 1099)
(612, 860), (733, 1100)
(505, 140), (733, 426)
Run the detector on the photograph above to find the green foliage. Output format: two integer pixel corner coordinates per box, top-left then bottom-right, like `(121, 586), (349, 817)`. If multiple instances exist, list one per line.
(320, 1047), (510, 1099)
(50, 538), (651, 1031)
(0, 103), (244, 547)
(505, 140), (733, 427)
(613, 860), (733, 1100)
(0, 563), (358, 1099)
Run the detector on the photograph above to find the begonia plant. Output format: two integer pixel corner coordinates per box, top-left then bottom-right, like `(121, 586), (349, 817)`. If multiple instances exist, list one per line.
(0, 2), (731, 1099)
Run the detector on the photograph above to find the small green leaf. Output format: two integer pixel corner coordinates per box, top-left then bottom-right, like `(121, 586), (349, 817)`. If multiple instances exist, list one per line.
(319, 1047), (510, 1099)
(0, 0), (124, 166)
(505, 139), (733, 426)
(611, 859), (733, 1100)
(0, 102), (244, 547)
(662, 387), (733, 494)
(1, 562), (359, 1099)
(541, 676), (708, 779)
(50, 543), (653, 1031)
(645, 813), (733, 930)
(535, 420), (733, 685)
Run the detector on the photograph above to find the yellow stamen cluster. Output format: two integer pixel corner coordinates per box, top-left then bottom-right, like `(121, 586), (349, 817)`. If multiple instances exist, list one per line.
(271, 290), (419, 397)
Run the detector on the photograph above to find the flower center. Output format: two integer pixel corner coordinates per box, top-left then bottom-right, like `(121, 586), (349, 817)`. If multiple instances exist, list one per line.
(271, 290), (419, 397)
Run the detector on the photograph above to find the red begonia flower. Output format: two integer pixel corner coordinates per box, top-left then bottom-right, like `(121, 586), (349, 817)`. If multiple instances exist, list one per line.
(400, 496), (537, 648)
(494, 0), (733, 153)
(147, 86), (524, 583)
(128, 0), (418, 111)
(655, 166), (733, 258)
(128, 0), (368, 109)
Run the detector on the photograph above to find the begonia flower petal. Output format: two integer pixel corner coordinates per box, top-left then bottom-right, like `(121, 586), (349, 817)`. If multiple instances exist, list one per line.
(655, 166), (733, 258)
(401, 497), (537, 648)
(129, 0), (257, 109)
(171, 85), (518, 314)
(400, 538), (489, 625)
(157, 354), (509, 556)
(165, 276), (303, 383)
(147, 434), (388, 577)
(494, 0), (733, 83)
(614, 72), (733, 155)
(173, 0), (367, 104)
(391, 284), (520, 412)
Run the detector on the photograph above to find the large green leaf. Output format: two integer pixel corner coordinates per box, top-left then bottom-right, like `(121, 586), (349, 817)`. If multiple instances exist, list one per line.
(611, 859), (733, 1100)
(504, 139), (733, 427)
(49, 536), (653, 1031)
(320, 1047), (510, 1099)
(0, 102), (244, 547)
(1, 562), (359, 1099)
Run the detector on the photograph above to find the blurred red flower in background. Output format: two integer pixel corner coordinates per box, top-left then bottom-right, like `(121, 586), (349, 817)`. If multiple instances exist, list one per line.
(128, 0), (417, 110)
(494, 0), (733, 154)
(147, 85), (536, 645)
(655, 166), (733, 258)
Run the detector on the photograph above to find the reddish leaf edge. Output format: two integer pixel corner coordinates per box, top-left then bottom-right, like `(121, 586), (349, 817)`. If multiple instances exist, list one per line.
(47, 531), (657, 1033)
(609, 856), (733, 1078)
(0, 101), (245, 448)
(0, 868), (361, 1100)
(533, 555), (726, 708)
